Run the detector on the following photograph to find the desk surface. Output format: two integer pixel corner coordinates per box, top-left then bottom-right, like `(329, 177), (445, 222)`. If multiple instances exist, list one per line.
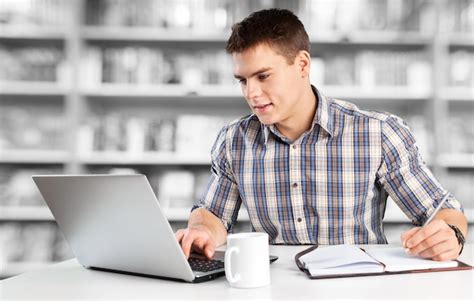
(1, 244), (473, 300)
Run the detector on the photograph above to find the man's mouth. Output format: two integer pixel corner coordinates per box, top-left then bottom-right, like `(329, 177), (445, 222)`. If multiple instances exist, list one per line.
(252, 103), (273, 114)
(253, 103), (272, 109)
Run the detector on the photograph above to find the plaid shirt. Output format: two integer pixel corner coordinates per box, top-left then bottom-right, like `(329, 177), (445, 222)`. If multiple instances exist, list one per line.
(193, 86), (463, 245)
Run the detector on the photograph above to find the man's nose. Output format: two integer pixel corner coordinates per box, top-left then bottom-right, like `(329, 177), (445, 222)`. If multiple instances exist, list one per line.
(244, 80), (262, 100)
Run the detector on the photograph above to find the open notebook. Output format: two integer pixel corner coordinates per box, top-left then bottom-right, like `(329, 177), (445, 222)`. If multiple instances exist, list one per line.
(295, 245), (472, 279)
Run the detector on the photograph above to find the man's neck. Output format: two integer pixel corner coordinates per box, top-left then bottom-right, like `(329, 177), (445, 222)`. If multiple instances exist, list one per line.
(275, 85), (317, 142)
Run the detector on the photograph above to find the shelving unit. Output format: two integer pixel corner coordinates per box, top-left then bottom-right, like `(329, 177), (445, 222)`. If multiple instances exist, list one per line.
(0, 81), (69, 96)
(0, 206), (250, 223)
(82, 83), (241, 98)
(79, 152), (210, 165)
(1, 0), (473, 279)
(81, 84), (432, 101)
(0, 26), (65, 40)
(0, 150), (70, 164)
(0, 206), (54, 221)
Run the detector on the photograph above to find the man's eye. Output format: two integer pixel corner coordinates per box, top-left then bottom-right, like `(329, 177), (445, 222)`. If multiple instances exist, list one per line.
(239, 79), (247, 85)
(258, 74), (269, 81)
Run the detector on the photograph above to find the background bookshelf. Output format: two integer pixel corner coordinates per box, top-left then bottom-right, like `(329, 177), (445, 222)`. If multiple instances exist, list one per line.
(0, 0), (473, 279)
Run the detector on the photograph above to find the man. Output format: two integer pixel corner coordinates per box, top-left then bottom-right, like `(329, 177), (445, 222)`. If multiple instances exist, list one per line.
(175, 9), (467, 262)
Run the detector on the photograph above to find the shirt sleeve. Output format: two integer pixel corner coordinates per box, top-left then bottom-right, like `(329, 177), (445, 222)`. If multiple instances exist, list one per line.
(191, 125), (242, 232)
(376, 115), (464, 226)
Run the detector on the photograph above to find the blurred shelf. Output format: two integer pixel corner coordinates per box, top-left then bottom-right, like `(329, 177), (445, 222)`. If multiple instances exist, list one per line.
(0, 206), (53, 221)
(448, 33), (474, 47)
(82, 84), (430, 101)
(165, 208), (250, 222)
(441, 87), (474, 102)
(82, 27), (431, 46)
(0, 262), (56, 278)
(0, 206), (251, 223)
(80, 152), (210, 165)
(437, 153), (474, 168)
(82, 26), (228, 42)
(0, 150), (70, 164)
(0, 81), (68, 96)
(311, 30), (432, 46)
(0, 26), (65, 40)
(82, 84), (241, 98)
(321, 85), (431, 101)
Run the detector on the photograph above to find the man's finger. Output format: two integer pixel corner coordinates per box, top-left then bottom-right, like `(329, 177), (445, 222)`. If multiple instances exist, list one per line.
(192, 237), (207, 253)
(203, 239), (216, 259)
(432, 249), (458, 262)
(408, 229), (450, 256)
(181, 232), (197, 259)
(417, 240), (451, 259)
(405, 220), (444, 249)
(175, 229), (185, 243)
(400, 227), (420, 248)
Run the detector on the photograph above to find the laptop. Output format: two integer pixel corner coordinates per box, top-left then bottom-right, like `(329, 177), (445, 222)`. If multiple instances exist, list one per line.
(32, 174), (277, 283)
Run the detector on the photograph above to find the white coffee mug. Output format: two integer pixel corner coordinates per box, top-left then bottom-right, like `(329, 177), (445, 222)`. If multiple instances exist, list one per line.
(224, 232), (271, 288)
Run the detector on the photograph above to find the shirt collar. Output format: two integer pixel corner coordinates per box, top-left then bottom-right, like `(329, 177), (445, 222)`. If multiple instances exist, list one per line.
(261, 85), (334, 144)
(312, 86), (334, 137)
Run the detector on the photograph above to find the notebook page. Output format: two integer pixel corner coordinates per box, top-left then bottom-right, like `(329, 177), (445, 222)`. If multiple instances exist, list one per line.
(300, 245), (383, 274)
(365, 247), (458, 272)
(306, 261), (384, 276)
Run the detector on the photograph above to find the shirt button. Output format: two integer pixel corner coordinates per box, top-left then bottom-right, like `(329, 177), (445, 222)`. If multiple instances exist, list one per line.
(297, 217), (302, 222)
(292, 144), (297, 149)
(292, 182), (298, 188)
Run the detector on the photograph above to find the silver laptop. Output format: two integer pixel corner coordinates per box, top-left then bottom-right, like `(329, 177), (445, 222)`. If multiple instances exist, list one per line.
(32, 174), (251, 283)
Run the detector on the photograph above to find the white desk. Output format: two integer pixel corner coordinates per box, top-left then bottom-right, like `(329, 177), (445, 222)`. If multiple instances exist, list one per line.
(1, 244), (473, 300)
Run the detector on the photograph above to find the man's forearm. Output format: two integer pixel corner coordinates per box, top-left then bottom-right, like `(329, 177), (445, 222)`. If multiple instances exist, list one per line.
(434, 208), (468, 237)
(188, 208), (228, 247)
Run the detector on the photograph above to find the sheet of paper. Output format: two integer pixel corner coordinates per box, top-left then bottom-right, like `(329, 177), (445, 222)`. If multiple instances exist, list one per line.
(306, 261), (384, 276)
(300, 245), (382, 270)
(365, 247), (459, 272)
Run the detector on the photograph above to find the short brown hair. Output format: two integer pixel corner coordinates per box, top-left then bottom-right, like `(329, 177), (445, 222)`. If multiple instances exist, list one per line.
(226, 9), (310, 64)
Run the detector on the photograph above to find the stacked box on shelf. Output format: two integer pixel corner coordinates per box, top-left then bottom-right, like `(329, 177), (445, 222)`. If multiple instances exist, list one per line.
(78, 113), (236, 157)
(450, 50), (474, 87)
(0, 167), (63, 207)
(0, 222), (72, 264)
(0, 0), (65, 26)
(0, 46), (66, 82)
(313, 50), (431, 92)
(444, 0), (473, 33)
(84, 0), (301, 32)
(303, 0), (432, 34)
(447, 108), (474, 154)
(81, 46), (234, 87)
(0, 103), (66, 151)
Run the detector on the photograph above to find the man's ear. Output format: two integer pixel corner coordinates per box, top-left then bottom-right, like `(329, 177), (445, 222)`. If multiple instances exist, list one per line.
(296, 50), (311, 78)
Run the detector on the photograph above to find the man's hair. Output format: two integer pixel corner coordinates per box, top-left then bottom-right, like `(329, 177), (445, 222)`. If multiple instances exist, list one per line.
(226, 8), (310, 64)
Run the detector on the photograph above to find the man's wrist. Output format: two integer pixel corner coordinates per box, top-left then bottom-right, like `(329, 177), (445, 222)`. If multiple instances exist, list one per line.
(189, 224), (213, 236)
(448, 224), (465, 255)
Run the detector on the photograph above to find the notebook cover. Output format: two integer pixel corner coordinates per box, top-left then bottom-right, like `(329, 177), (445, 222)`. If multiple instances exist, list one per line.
(294, 245), (473, 280)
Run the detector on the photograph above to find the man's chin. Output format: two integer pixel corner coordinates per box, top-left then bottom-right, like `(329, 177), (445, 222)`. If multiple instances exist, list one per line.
(256, 115), (276, 125)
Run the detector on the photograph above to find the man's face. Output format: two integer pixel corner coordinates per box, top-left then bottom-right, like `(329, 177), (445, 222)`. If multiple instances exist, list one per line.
(232, 43), (307, 126)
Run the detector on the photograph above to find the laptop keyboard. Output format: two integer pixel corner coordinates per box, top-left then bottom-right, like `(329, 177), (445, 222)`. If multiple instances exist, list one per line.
(188, 257), (224, 272)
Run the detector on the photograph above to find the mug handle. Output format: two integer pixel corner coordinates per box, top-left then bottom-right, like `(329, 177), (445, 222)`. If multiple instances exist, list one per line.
(225, 246), (241, 284)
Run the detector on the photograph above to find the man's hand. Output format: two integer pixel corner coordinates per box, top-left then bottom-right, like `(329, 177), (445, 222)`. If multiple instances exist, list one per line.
(175, 226), (216, 259)
(400, 219), (461, 261)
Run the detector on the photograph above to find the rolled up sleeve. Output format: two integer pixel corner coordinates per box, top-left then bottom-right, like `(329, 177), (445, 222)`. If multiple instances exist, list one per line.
(192, 125), (242, 232)
(376, 115), (464, 226)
